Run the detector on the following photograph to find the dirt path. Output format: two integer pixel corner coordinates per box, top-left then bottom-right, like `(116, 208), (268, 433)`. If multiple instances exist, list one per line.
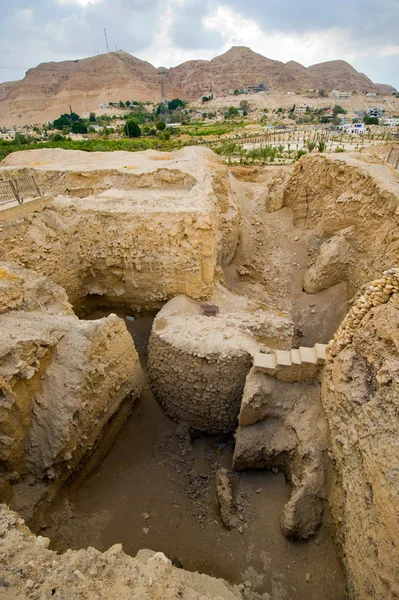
(224, 167), (348, 345)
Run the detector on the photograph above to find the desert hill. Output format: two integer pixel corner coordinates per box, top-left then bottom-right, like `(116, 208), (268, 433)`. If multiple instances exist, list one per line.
(0, 81), (19, 103)
(0, 46), (396, 126)
(307, 60), (376, 93)
(0, 52), (179, 127)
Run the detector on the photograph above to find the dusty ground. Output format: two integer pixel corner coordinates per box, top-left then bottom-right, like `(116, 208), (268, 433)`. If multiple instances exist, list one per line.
(224, 166), (348, 346)
(37, 308), (346, 600)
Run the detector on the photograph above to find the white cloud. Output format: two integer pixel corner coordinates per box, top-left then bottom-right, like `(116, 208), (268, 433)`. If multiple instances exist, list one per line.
(378, 45), (399, 58)
(202, 5), (373, 66)
(60, 0), (102, 5)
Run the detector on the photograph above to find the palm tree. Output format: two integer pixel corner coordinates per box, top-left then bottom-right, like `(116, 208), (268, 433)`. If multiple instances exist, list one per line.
(269, 147), (278, 162)
(307, 140), (316, 153)
(223, 142), (237, 164)
(259, 145), (271, 165)
(248, 148), (260, 164)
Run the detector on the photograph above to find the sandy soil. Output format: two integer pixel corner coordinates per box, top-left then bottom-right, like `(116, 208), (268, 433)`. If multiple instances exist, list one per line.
(224, 166), (348, 346)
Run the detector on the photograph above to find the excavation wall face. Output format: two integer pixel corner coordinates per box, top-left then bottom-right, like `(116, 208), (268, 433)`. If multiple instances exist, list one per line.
(0, 262), (143, 514)
(148, 291), (294, 433)
(283, 154), (399, 297)
(0, 148), (240, 306)
(0, 506), (243, 600)
(322, 292), (399, 599)
(234, 369), (329, 539)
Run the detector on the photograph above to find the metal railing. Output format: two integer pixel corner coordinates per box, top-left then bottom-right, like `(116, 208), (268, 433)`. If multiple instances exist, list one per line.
(0, 176), (42, 206)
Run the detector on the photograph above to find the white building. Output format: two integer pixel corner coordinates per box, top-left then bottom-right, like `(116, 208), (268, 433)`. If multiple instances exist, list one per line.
(366, 92), (378, 97)
(383, 117), (399, 127)
(0, 131), (15, 141)
(339, 123), (366, 134)
(294, 105), (307, 114)
(332, 90), (352, 98)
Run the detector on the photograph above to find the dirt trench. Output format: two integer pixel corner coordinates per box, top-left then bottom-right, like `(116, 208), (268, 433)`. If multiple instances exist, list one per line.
(36, 305), (346, 600)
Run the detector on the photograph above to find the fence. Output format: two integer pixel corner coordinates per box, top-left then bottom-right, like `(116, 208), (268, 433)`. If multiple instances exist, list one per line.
(0, 176), (42, 206)
(387, 146), (399, 170)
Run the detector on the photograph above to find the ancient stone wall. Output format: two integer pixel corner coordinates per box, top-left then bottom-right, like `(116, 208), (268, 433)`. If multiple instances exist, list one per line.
(148, 291), (294, 433)
(322, 274), (399, 599)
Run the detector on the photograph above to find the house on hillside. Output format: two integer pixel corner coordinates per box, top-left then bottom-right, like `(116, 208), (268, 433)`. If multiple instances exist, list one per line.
(338, 123), (366, 134)
(367, 107), (384, 118)
(382, 117), (399, 127)
(332, 90), (352, 98)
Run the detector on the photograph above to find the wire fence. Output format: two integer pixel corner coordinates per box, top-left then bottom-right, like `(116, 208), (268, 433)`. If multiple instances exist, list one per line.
(0, 176), (42, 206)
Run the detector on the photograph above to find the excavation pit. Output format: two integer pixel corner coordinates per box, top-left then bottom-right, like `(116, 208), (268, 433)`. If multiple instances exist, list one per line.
(37, 306), (346, 600)
(1, 145), (399, 599)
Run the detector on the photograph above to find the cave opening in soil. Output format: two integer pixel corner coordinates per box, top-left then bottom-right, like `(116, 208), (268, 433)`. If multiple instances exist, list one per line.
(37, 303), (346, 600)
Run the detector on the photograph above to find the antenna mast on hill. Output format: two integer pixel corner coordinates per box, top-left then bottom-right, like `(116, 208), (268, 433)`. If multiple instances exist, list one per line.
(157, 68), (169, 123)
(104, 29), (110, 53)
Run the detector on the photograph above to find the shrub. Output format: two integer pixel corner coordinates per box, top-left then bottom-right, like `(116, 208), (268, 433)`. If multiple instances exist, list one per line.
(124, 120), (141, 138)
(156, 121), (166, 131)
(296, 149), (307, 160)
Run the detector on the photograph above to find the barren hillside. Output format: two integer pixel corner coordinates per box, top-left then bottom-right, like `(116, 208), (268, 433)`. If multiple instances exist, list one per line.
(0, 52), (179, 127)
(307, 59), (377, 92)
(0, 46), (395, 126)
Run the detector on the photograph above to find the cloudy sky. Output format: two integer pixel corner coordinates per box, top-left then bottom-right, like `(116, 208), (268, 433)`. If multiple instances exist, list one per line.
(1, 0), (398, 88)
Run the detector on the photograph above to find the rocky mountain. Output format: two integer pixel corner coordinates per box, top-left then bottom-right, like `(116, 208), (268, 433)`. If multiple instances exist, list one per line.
(0, 81), (19, 103)
(307, 60), (376, 93)
(0, 52), (176, 127)
(0, 46), (395, 126)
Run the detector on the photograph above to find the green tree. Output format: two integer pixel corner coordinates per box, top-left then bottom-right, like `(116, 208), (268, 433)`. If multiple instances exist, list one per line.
(223, 142), (237, 164)
(259, 145), (271, 164)
(364, 115), (379, 125)
(168, 98), (186, 111)
(126, 100), (131, 107)
(124, 120), (141, 138)
(156, 121), (166, 131)
(225, 106), (239, 118)
(333, 104), (347, 116)
(89, 112), (96, 122)
(71, 121), (88, 134)
(317, 140), (326, 152)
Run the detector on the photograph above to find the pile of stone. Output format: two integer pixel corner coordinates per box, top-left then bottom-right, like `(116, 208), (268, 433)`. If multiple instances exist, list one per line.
(328, 268), (399, 357)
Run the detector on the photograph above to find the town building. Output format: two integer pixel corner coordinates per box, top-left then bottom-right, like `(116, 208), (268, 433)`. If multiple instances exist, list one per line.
(338, 123), (366, 134)
(332, 90), (352, 98)
(367, 107), (384, 118)
(382, 117), (399, 127)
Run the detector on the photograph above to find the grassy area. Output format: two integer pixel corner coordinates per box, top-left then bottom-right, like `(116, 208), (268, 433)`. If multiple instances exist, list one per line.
(0, 137), (187, 162)
(182, 122), (248, 137)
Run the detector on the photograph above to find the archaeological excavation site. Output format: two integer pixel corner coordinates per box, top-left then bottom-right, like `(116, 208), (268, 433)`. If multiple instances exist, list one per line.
(0, 143), (398, 600)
